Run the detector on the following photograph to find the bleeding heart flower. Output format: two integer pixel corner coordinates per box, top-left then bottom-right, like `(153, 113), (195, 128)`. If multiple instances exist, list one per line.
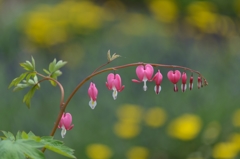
(152, 70), (163, 94)
(106, 73), (125, 100)
(88, 82), (98, 109)
(58, 112), (74, 138)
(132, 64), (154, 91)
(181, 72), (187, 92)
(167, 70), (181, 92)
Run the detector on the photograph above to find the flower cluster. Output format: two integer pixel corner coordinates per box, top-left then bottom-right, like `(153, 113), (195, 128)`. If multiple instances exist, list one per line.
(58, 63), (206, 138)
(88, 64), (204, 109)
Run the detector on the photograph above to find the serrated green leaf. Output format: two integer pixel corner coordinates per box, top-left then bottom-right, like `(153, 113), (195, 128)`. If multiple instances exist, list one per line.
(1, 131), (15, 141)
(23, 87), (37, 108)
(49, 59), (57, 73)
(53, 60), (67, 72)
(16, 131), (21, 140)
(9, 72), (28, 88)
(41, 136), (76, 158)
(21, 131), (28, 139)
(1, 131), (9, 138)
(0, 139), (45, 159)
(43, 69), (50, 75)
(31, 56), (35, 71)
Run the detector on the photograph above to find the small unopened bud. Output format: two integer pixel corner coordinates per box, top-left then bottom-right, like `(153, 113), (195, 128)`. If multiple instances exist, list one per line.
(189, 75), (193, 90)
(198, 76), (202, 89)
(107, 50), (121, 62)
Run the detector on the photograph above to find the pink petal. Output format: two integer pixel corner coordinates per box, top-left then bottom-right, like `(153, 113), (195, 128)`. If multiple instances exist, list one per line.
(181, 72), (187, 84)
(144, 64), (154, 80)
(63, 113), (72, 129)
(136, 65), (145, 81)
(106, 73), (114, 89)
(114, 74), (122, 91)
(152, 70), (163, 85)
(167, 70), (181, 84)
(132, 79), (141, 83)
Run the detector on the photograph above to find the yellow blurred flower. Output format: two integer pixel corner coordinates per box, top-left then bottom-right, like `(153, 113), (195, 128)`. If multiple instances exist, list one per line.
(114, 121), (140, 139)
(212, 142), (238, 159)
(148, 0), (178, 23)
(234, 0), (240, 17)
(86, 144), (112, 159)
(24, 1), (106, 46)
(144, 107), (167, 128)
(126, 146), (149, 159)
(232, 109), (240, 127)
(202, 121), (221, 144)
(167, 114), (202, 140)
(186, 1), (218, 33)
(229, 133), (240, 150)
(116, 104), (143, 124)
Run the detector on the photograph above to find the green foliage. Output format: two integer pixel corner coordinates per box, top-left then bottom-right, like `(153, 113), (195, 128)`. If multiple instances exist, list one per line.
(0, 131), (76, 159)
(43, 59), (67, 86)
(9, 57), (67, 108)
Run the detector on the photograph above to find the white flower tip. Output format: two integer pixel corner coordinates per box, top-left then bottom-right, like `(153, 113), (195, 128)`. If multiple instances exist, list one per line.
(181, 84), (187, 92)
(154, 85), (161, 94)
(143, 85), (147, 91)
(89, 100), (97, 109)
(112, 90), (118, 100)
(61, 127), (66, 138)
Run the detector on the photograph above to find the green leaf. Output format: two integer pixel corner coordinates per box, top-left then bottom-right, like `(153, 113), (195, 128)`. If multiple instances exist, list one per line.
(53, 70), (62, 77)
(41, 136), (76, 158)
(49, 59), (57, 73)
(13, 83), (31, 92)
(31, 56), (35, 71)
(20, 61), (33, 71)
(26, 72), (36, 81)
(23, 86), (37, 108)
(21, 131), (28, 139)
(16, 132), (21, 140)
(43, 69), (50, 75)
(53, 60), (67, 72)
(2, 131), (15, 141)
(1, 131), (45, 159)
(0, 131), (76, 159)
(9, 72), (28, 88)
(0, 138), (45, 159)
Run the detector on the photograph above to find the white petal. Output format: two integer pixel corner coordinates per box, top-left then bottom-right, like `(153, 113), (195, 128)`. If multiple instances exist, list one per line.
(181, 84), (187, 92)
(61, 126), (66, 138)
(143, 80), (147, 91)
(154, 85), (161, 94)
(112, 90), (118, 100)
(89, 99), (97, 109)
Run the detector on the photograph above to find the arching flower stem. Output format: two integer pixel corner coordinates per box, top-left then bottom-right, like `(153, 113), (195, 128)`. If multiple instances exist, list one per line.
(39, 62), (208, 153)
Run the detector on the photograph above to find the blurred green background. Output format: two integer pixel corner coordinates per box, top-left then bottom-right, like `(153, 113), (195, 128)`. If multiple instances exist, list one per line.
(1, 0), (240, 158)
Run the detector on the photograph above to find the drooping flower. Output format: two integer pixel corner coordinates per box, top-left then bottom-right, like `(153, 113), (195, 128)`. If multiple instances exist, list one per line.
(88, 82), (98, 109)
(106, 73), (125, 100)
(58, 112), (74, 138)
(198, 76), (202, 89)
(167, 70), (181, 92)
(181, 72), (187, 92)
(151, 70), (163, 94)
(189, 75), (193, 90)
(132, 64), (154, 91)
